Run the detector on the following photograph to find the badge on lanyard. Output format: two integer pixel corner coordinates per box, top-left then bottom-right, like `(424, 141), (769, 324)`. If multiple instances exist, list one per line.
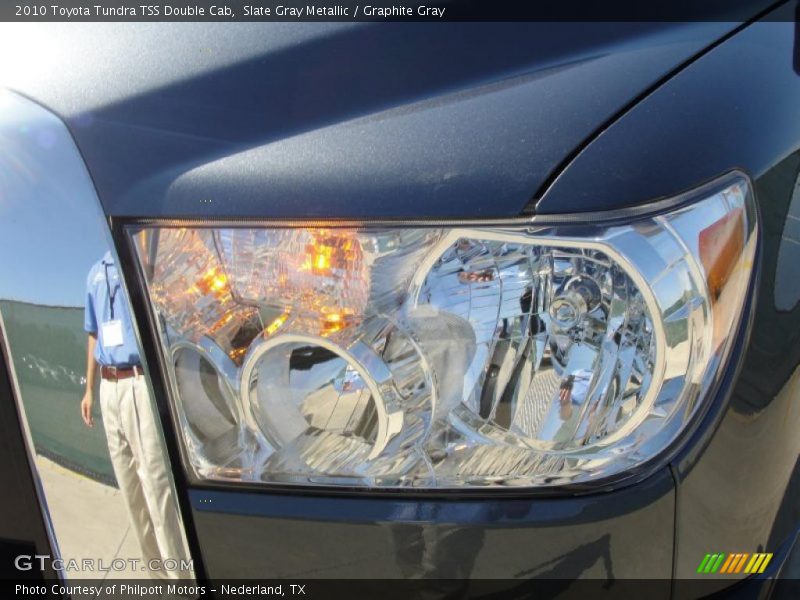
(102, 261), (124, 348)
(102, 320), (124, 348)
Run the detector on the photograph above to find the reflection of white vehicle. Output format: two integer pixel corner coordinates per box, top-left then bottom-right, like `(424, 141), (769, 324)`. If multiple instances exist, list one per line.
(26, 355), (55, 380)
(57, 365), (82, 386)
(20, 354), (81, 386)
(41, 363), (58, 382)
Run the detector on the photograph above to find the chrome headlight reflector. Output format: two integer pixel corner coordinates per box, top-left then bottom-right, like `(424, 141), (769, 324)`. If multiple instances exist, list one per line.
(129, 174), (756, 489)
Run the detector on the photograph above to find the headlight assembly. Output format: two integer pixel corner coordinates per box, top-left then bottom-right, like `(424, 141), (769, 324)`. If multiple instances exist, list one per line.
(128, 174), (756, 489)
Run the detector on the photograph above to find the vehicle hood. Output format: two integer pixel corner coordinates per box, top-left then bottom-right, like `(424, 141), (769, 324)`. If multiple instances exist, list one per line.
(0, 22), (745, 218)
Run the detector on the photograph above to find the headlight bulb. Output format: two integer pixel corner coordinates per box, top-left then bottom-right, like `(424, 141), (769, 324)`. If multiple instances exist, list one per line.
(549, 275), (603, 330)
(549, 291), (588, 330)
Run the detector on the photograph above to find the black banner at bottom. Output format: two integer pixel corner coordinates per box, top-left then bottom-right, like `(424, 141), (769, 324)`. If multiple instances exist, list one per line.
(4, 577), (798, 600)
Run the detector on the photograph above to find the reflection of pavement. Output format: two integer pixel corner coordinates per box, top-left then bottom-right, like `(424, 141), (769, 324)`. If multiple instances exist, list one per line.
(36, 456), (150, 580)
(513, 369), (560, 435)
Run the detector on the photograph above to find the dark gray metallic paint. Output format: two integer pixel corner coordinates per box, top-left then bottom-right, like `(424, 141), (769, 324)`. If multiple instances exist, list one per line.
(0, 22), (736, 218)
(535, 5), (800, 214)
(189, 469), (674, 583)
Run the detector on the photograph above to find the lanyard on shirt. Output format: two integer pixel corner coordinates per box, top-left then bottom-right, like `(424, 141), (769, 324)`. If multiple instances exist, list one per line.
(103, 263), (118, 320)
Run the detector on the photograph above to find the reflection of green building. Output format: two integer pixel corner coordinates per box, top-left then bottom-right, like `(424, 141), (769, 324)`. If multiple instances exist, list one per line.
(662, 294), (692, 347)
(0, 300), (115, 486)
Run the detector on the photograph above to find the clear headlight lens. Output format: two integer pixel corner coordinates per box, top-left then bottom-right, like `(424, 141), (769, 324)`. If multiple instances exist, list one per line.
(129, 175), (756, 488)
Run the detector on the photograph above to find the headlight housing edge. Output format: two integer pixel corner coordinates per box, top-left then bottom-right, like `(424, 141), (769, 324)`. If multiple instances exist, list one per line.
(123, 171), (758, 492)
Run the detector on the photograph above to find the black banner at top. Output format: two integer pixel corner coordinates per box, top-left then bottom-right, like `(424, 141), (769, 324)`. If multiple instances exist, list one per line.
(0, 0), (794, 22)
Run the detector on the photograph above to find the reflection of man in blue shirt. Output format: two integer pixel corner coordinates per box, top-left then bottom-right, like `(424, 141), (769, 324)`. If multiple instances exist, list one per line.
(83, 251), (141, 370)
(81, 251), (189, 579)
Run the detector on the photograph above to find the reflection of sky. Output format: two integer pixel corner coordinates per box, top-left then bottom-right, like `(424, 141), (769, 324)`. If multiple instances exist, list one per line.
(0, 91), (108, 307)
(0, 23), (350, 116)
(663, 190), (731, 268)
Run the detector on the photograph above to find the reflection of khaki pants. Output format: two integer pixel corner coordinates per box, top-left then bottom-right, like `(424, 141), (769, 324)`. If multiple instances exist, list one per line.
(99, 374), (189, 580)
